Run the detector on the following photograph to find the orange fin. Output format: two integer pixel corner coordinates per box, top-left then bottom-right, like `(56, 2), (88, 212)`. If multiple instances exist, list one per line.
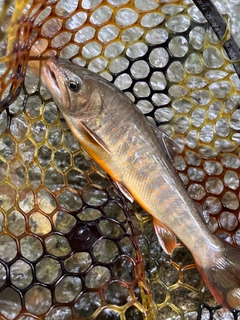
(196, 240), (240, 310)
(153, 219), (177, 255)
(80, 122), (111, 154)
(114, 180), (134, 203)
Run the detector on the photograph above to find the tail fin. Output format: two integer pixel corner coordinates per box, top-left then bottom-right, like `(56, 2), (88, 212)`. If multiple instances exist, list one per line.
(196, 240), (240, 310)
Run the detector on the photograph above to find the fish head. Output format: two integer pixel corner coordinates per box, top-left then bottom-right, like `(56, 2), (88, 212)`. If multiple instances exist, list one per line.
(41, 57), (103, 120)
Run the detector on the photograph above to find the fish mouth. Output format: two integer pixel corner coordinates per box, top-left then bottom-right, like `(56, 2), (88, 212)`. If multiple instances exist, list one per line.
(48, 67), (58, 88)
(41, 58), (62, 105)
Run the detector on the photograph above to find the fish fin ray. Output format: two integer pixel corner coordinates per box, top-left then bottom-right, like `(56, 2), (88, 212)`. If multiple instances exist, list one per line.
(159, 131), (181, 161)
(149, 123), (181, 160)
(196, 240), (240, 310)
(80, 122), (111, 154)
(114, 180), (134, 203)
(153, 219), (177, 255)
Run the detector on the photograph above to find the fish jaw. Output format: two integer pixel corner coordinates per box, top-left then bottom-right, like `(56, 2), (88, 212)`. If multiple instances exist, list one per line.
(41, 58), (68, 111)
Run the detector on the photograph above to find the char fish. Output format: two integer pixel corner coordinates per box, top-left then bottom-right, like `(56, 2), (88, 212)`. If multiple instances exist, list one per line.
(41, 57), (240, 310)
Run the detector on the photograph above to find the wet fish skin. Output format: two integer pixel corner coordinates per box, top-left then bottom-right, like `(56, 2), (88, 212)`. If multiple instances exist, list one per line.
(41, 57), (240, 310)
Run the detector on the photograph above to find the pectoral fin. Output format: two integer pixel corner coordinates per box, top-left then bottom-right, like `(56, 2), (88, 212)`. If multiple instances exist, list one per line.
(80, 122), (111, 154)
(114, 180), (135, 203)
(153, 219), (177, 255)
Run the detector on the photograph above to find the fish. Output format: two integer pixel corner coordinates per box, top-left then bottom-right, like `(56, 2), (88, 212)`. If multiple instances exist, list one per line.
(41, 57), (240, 310)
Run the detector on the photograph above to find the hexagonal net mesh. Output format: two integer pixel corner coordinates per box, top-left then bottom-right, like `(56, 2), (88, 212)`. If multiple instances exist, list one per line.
(0, 0), (240, 319)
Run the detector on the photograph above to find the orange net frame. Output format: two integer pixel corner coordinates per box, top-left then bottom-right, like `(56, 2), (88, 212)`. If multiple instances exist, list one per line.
(0, 0), (240, 319)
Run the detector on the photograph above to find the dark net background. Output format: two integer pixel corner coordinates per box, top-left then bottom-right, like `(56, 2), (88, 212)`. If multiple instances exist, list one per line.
(0, 0), (240, 319)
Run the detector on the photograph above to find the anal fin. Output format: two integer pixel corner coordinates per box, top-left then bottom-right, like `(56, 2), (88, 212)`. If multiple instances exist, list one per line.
(153, 219), (177, 255)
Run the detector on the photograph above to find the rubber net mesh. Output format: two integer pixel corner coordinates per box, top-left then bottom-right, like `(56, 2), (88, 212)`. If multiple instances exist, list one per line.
(0, 0), (240, 319)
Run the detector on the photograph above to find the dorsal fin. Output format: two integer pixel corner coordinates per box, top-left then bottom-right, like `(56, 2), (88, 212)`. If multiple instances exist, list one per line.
(160, 130), (181, 160)
(149, 122), (181, 161)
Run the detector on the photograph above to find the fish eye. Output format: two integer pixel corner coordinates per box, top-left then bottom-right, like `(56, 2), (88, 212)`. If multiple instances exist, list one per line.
(68, 80), (81, 92)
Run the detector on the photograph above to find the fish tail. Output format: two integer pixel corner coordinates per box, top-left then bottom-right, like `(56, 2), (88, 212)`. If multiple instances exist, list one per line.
(196, 240), (240, 310)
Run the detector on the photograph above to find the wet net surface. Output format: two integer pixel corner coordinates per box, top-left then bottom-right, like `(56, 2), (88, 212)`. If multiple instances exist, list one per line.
(0, 0), (240, 319)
